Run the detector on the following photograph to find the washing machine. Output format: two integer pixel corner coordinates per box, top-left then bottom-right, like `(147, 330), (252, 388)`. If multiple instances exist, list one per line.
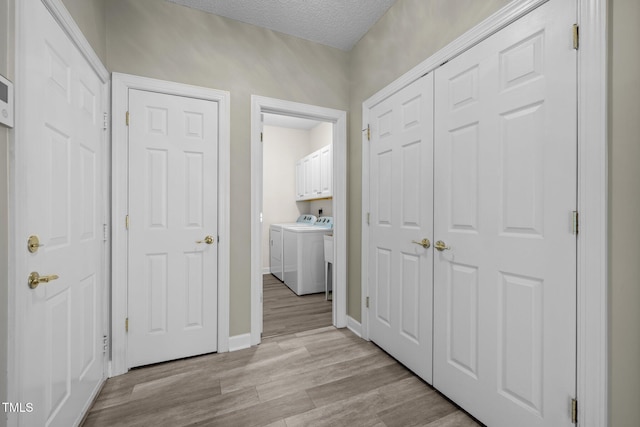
(283, 217), (333, 295)
(269, 214), (316, 280)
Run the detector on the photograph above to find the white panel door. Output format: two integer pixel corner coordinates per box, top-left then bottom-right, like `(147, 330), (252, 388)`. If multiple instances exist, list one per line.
(128, 89), (219, 368)
(433, 1), (577, 426)
(19, 0), (106, 424)
(368, 74), (434, 383)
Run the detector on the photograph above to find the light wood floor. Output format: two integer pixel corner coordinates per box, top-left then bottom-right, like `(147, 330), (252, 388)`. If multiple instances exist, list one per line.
(83, 276), (480, 426)
(263, 274), (332, 338)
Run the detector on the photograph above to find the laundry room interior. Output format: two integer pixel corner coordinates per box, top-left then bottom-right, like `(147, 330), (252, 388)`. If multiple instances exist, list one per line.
(262, 113), (335, 337)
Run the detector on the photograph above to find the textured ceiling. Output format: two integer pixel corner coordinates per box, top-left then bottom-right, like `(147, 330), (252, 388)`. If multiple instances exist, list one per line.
(166, 0), (397, 51)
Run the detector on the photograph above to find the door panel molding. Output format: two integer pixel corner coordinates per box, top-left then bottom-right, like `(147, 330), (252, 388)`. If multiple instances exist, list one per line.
(362, 0), (607, 425)
(111, 73), (230, 376)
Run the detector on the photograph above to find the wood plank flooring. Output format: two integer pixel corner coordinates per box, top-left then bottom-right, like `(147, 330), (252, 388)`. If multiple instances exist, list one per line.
(83, 275), (480, 426)
(262, 274), (332, 338)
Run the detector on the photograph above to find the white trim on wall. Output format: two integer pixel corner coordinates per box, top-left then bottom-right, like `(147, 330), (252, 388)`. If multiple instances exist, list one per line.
(361, 0), (607, 425)
(228, 333), (252, 352)
(251, 96), (347, 346)
(111, 73), (231, 376)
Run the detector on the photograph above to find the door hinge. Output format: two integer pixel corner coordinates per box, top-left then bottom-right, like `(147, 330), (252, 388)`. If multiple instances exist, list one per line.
(572, 211), (579, 235)
(125, 215), (129, 230)
(366, 124), (371, 141)
(125, 317), (129, 333)
(260, 132), (263, 142)
(103, 112), (108, 130)
(126, 111), (130, 126)
(102, 335), (108, 354)
(103, 224), (108, 242)
(571, 398), (578, 424)
(366, 212), (370, 225)
(573, 24), (579, 50)
(366, 296), (370, 308)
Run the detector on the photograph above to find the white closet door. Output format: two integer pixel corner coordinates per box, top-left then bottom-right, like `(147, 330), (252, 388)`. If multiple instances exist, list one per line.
(433, 1), (577, 426)
(368, 74), (434, 383)
(127, 89), (219, 368)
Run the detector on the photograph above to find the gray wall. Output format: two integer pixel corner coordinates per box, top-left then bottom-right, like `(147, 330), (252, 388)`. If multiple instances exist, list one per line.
(609, 0), (640, 425)
(104, 0), (350, 335)
(61, 0), (106, 63)
(347, 0), (511, 321)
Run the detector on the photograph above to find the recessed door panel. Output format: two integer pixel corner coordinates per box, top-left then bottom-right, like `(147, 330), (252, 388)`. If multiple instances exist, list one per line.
(447, 263), (478, 378)
(185, 152), (204, 228)
(146, 149), (169, 229)
(498, 272), (543, 414)
(501, 103), (545, 237)
(147, 253), (168, 334)
(376, 150), (393, 226)
(450, 123), (479, 232)
(185, 251), (204, 329)
(401, 141), (421, 228)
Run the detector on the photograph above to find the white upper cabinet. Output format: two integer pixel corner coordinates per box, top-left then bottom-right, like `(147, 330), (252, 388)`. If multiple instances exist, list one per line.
(295, 159), (304, 200)
(296, 144), (332, 201)
(319, 144), (332, 198)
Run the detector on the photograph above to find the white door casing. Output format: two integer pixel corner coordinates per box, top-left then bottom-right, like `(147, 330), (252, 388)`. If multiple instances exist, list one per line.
(432, 1), (577, 425)
(368, 74), (434, 383)
(14, 0), (109, 425)
(111, 73), (230, 376)
(251, 96), (348, 346)
(127, 89), (219, 368)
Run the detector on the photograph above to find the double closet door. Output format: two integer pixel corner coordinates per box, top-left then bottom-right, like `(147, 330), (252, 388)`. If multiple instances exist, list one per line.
(368, 1), (577, 426)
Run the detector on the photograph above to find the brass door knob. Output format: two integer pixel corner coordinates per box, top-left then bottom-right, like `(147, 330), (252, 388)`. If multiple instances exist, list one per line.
(411, 238), (431, 249)
(28, 272), (59, 289)
(196, 235), (214, 245)
(434, 240), (451, 252)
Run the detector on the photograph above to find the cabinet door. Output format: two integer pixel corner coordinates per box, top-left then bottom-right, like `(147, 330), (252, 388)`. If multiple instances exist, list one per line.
(319, 144), (332, 198)
(295, 159), (304, 200)
(303, 156), (313, 199)
(310, 150), (321, 197)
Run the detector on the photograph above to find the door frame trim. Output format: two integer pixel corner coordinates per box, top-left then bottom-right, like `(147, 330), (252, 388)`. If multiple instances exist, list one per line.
(9, 0), (111, 424)
(250, 95), (348, 346)
(361, 0), (607, 425)
(111, 73), (231, 376)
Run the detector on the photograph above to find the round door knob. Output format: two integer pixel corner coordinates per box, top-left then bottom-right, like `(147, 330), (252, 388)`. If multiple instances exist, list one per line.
(434, 240), (451, 251)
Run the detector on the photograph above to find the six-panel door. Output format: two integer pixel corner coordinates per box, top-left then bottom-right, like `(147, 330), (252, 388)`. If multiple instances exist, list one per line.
(127, 89), (219, 368)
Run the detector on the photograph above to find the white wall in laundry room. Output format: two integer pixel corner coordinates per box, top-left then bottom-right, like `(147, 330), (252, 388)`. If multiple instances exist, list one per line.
(262, 125), (312, 271)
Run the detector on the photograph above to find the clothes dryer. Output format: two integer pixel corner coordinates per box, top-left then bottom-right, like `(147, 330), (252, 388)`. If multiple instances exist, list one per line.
(269, 215), (316, 280)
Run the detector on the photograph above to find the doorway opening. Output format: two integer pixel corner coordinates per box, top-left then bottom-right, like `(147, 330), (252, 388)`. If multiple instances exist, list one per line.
(261, 114), (334, 337)
(250, 96), (347, 346)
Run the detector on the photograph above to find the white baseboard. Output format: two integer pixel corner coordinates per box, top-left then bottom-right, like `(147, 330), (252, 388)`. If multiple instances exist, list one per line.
(262, 267), (271, 275)
(346, 316), (362, 338)
(228, 333), (252, 352)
